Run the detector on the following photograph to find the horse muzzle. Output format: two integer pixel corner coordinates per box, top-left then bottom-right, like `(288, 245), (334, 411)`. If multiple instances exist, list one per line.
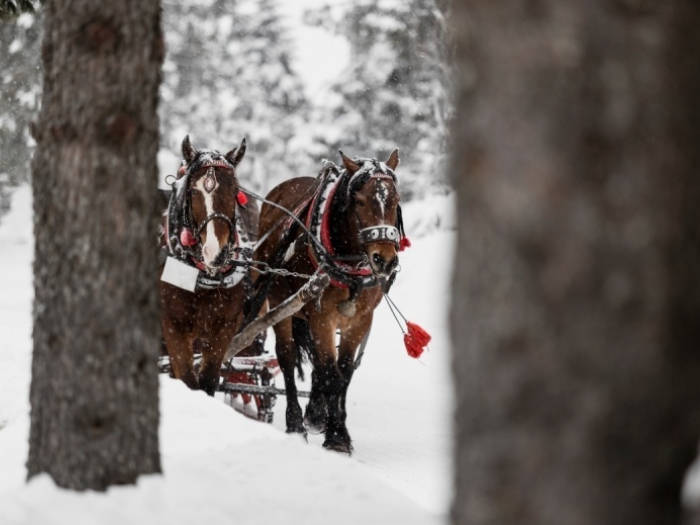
(368, 249), (399, 282)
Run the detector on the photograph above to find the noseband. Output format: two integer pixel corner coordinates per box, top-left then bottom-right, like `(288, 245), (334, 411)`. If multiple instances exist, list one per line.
(358, 224), (400, 246)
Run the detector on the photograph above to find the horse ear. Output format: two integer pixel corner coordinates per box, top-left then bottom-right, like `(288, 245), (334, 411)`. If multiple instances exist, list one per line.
(226, 137), (247, 167)
(339, 150), (360, 173)
(181, 135), (197, 164)
(386, 148), (399, 171)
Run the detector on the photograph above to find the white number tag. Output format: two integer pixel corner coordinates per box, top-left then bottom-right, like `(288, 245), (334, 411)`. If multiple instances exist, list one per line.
(161, 256), (199, 292)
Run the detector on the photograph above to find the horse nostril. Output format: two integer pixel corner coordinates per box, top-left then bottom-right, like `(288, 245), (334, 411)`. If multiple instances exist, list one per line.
(372, 253), (385, 271)
(387, 256), (398, 273)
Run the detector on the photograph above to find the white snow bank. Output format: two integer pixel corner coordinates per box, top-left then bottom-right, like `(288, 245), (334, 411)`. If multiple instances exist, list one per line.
(0, 185), (32, 432)
(1, 380), (439, 525)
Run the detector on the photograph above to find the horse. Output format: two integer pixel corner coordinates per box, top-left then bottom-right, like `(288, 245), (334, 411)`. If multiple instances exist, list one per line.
(160, 135), (259, 395)
(255, 149), (405, 453)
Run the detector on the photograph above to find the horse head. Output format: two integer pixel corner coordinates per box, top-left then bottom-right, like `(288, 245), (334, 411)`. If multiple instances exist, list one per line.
(180, 134), (246, 274)
(339, 149), (401, 279)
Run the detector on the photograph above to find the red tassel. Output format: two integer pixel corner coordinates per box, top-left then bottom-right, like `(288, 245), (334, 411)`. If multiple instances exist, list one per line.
(399, 236), (411, 251)
(180, 228), (197, 247)
(237, 191), (248, 206)
(404, 333), (424, 359)
(407, 321), (431, 347)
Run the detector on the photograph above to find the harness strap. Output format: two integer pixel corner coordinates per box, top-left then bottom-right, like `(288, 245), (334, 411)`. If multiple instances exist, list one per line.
(305, 165), (378, 290)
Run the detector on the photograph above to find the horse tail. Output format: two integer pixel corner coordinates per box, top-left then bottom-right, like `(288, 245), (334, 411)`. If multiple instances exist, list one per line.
(292, 317), (314, 381)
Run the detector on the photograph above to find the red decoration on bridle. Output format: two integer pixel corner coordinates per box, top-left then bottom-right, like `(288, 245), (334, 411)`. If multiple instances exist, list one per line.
(399, 236), (411, 251)
(237, 191), (248, 206)
(180, 228), (197, 247)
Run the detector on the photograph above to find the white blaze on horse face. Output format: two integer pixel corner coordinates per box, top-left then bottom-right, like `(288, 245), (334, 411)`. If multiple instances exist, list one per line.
(375, 180), (389, 220)
(194, 176), (222, 267)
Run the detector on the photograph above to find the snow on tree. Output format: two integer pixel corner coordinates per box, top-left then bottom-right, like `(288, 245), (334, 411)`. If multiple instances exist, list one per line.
(0, 0), (42, 19)
(0, 11), (41, 214)
(160, 0), (312, 191)
(1, 0), (453, 211)
(305, 0), (452, 199)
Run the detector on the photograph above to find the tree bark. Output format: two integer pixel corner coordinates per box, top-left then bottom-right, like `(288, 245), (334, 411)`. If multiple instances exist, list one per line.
(27, 0), (163, 490)
(451, 1), (700, 524)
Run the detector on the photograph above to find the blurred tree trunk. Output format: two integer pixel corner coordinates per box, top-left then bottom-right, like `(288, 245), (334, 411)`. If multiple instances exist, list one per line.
(27, 0), (163, 490)
(451, 2), (700, 524)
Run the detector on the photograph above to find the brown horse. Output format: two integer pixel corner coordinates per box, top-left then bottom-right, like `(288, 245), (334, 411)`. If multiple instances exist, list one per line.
(160, 135), (257, 395)
(255, 150), (404, 452)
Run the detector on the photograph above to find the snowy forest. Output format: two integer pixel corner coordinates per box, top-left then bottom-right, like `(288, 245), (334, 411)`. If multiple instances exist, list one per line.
(0, 0), (451, 208)
(3, 1), (700, 525)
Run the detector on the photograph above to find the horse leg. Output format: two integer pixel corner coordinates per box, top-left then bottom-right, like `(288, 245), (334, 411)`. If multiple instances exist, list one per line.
(198, 338), (225, 396)
(304, 367), (328, 434)
(274, 318), (306, 435)
(162, 324), (198, 390)
(309, 319), (351, 453)
(333, 318), (372, 452)
(294, 318), (326, 433)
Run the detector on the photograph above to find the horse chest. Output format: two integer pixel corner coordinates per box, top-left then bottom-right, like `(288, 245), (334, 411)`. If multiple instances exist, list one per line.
(161, 285), (244, 336)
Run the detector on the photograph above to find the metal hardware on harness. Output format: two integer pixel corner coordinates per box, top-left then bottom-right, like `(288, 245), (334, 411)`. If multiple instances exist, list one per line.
(244, 259), (315, 280)
(358, 225), (400, 247)
(194, 212), (235, 238)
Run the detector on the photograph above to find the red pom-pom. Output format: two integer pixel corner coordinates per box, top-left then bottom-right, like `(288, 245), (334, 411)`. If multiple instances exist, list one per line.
(177, 164), (186, 177)
(180, 228), (197, 247)
(404, 333), (424, 359)
(237, 191), (248, 206)
(407, 321), (431, 347)
(399, 236), (412, 251)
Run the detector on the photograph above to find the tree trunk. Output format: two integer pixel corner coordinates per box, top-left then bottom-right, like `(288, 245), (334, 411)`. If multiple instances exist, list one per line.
(451, 2), (700, 524)
(27, 0), (163, 490)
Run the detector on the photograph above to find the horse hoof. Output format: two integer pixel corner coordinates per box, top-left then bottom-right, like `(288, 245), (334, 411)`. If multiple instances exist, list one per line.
(304, 401), (327, 434)
(322, 439), (353, 455)
(322, 430), (353, 454)
(304, 416), (326, 435)
(286, 424), (307, 440)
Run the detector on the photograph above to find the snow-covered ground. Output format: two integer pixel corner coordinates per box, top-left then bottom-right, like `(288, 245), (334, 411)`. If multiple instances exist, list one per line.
(0, 186), (455, 524)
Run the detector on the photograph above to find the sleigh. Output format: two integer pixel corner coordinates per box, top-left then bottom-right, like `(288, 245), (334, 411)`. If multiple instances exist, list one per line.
(158, 350), (304, 423)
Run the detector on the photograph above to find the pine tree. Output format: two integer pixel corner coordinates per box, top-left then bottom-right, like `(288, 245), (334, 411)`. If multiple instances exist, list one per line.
(0, 0), (41, 19)
(161, 0), (311, 191)
(307, 0), (451, 198)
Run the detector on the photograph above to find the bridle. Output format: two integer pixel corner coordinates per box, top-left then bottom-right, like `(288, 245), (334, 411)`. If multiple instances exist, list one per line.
(166, 152), (243, 274)
(342, 159), (403, 251)
(304, 158), (406, 291)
